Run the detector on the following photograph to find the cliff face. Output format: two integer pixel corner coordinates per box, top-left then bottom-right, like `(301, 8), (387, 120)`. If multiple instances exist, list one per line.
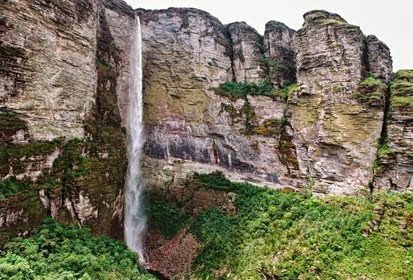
(136, 8), (301, 200)
(375, 70), (413, 190)
(0, 0), (134, 243)
(136, 8), (406, 197)
(1, 0), (412, 247)
(288, 11), (385, 194)
(1, 0), (98, 140)
(227, 21), (263, 83)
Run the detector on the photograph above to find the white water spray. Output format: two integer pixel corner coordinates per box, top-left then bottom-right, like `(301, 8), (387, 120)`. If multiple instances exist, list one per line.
(125, 16), (146, 263)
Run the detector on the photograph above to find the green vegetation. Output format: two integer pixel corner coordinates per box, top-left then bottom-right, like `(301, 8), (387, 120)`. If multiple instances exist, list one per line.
(0, 140), (61, 177)
(0, 177), (31, 201)
(192, 171), (235, 192)
(391, 95), (413, 108)
(0, 111), (28, 137)
(356, 76), (386, 106)
(391, 80), (413, 96)
(273, 83), (300, 102)
(38, 139), (91, 191)
(239, 100), (256, 134)
(319, 18), (349, 26)
(0, 218), (155, 280)
(214, 81), (274, 100)
(0, 45), (25, 58)
(147, 173), (413, 279)
(372, 138), (396, 172)
(395, 69), (413, 80)
(390, 71), (413, 109)
(377, 142), (395, 159)
(146, 196), (191, 239)
(216, 81), (299, 145)
(252, 118), (281, 137)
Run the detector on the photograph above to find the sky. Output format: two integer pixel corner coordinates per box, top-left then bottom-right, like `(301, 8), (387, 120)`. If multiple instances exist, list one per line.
(125, 0), (412, 71)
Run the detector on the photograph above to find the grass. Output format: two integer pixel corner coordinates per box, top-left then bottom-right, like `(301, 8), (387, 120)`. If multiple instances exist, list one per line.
(377, 142), (395, 158)
(395, 69), (413, 80)
(390, 71), (413, 109)
(147, 172), (413, 279)
(391, 80), (413, 96)
(274, 83), (300, 101)
(356, 76), (386, 105)
(0, 218), (156, 280)
(391, 96), (413, 109)
(372, 138), (396, 172)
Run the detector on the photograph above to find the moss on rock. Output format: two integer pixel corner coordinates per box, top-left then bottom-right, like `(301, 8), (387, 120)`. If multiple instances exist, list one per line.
(390, 70), (413, 109)
(356, 76), (386, 107)
(0, 110), (28, 142)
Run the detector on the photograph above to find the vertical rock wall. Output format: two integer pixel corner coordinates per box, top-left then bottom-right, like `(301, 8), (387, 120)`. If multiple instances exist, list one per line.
(0, 0), (98, 140)
(374, 70), (413, 190)
(0, 0), (133, 244)
(0, 1), (409, 246)
(290, 10), (386, 194)
(227, 22), (263, 83)
(367, 35), (393, 83)
(137, 8), (296, 197)
(263, 21), (296, 87)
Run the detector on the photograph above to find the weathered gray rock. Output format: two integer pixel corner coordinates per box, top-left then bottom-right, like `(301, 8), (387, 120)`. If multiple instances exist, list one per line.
(137, 8), (297, 193)
(296, 10), (368, 99)
(367, 35), (393, 82)
(374, 70), (413, 190)
(102, 0), (135, 125)
(0, 0), (98, 140)
(227, 22), (263, 83)
(0, 2), (408, 251)
(290, 10), (384, 194)
(0, 0), (132, 243)
(263, 21), (296, 87)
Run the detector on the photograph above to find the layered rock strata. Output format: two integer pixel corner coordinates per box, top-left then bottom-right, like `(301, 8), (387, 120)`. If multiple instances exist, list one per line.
(227, 22), (263, 83)
(0, 0), (134, 243)
(136, 8), (297, 197)
(289, 10), (389, 194)
(263, 21), (296, 87)
(374, 70), (413, 190)
(0, 0), (98, 140)
(1, 0), (410, 248)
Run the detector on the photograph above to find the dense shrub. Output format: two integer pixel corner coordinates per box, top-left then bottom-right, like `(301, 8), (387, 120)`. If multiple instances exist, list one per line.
(187, 173), (413, 279)
(214, 81), (274, 99)
(0, 218), (156, 280)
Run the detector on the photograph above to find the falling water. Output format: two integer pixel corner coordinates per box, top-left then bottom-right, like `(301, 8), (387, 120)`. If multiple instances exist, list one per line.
(124, 15), (146, 264)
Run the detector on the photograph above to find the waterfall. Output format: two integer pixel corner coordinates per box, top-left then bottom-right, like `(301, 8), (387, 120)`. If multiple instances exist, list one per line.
(124, 15), (146, 264)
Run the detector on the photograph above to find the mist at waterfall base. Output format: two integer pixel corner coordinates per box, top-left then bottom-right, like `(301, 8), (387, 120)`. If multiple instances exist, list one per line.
(124, 16), (146, 264)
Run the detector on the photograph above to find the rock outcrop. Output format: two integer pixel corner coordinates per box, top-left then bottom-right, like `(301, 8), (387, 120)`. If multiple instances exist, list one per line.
(263, 21), (296, 87)
(137, 7), (296, 196)
(227, 22), (263, 83)
(367, 35), (393, 83)
(374, 70), (413, 190)
(1, 0), (412, 259)
(1, 0), (98, 140)
(289, 10), (386, 194)
(0, 0), (134, 243)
